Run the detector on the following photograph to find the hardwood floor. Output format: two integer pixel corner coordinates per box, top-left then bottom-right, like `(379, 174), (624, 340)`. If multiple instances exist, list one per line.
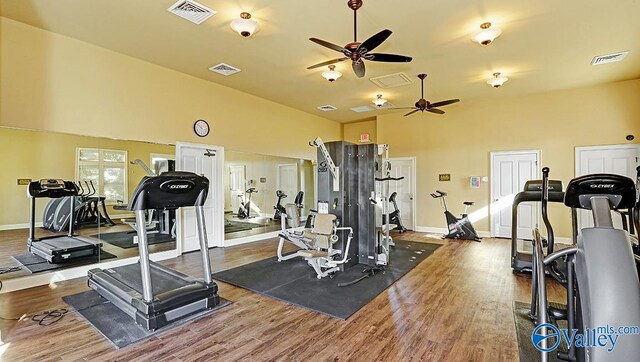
(0, 232), (565, 361)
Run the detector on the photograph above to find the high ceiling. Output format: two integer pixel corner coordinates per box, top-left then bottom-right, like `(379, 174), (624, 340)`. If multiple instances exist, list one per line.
(2, 0), (639, 123)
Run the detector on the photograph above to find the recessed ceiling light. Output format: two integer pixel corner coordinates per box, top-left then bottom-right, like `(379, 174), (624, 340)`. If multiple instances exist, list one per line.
(473, 22), (502, 46)
(487, 72), (508, 88)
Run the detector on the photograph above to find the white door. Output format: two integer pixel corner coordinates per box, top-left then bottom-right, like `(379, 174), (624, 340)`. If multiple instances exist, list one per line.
(389, 158), (415, 230)
(277, 163), (299, 207)
(176, 143), (224, 252)
(576, 145), (640, 230)
(491, 151), (539, 238)
(229, 165), (245, 212)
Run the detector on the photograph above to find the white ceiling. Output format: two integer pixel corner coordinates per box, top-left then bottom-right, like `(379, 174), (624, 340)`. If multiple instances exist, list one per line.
(2, 0), (639, 123)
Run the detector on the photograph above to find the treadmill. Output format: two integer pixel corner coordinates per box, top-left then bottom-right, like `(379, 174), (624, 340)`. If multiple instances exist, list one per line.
(88, 172), (220, 330)
(511, 177), (565, 273)
(27, 179), (103, 263)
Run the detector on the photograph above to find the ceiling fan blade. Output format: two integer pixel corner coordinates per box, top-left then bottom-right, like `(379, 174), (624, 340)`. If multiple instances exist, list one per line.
(404, 109), (420, 117)
(390, 107), (419, 110)
(426, 108), (445, 115)
(358, 29), (392, 53)
(367, 53), (413, 63)
(309, 38), (347, 53)
(352, 60), (366, 78)
(307, 58), (349, 70)
(429, 99), (460, 108)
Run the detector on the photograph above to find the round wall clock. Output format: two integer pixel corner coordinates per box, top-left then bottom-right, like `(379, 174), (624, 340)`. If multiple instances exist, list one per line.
(194, 120), (210, 137)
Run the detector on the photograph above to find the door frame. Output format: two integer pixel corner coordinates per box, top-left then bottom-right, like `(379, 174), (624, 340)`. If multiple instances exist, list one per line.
(575, 144), (640, 176)
(175, 142), (225, 254)
(489, 149), (540, 238)
(389, 157), (417, 231)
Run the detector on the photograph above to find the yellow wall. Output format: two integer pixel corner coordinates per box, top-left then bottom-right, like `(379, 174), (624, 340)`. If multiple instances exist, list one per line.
(342, 120), (377, 144)
(0, 127), (174, 226)
(0, 17), (340, 160)
(378, 78), (640, 238)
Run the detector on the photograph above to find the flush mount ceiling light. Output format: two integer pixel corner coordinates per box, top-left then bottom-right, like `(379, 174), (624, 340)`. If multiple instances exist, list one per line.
(230, 12), (260, 38)
(487, 72), (508, 88)
(473, 22), (502, 45)
(372, 94), (388, 107)
(322, 65), (342, 82)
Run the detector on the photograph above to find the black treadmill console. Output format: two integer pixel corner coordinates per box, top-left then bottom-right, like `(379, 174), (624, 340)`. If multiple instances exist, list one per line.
(523, 180), (563, 192)
(129, 171), (209, 211)
(28, 179), (78, 198)
(564, 174), (636, 210)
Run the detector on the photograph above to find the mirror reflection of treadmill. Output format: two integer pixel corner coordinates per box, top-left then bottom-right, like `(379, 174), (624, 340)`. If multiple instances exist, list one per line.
(27, 179), (103, 263)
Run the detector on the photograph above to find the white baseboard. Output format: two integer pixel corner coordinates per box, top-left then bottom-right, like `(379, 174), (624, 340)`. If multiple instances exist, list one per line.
(224, 230), (280, 247)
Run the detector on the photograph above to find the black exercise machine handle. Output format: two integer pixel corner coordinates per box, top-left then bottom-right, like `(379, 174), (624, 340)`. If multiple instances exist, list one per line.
(375, 176), (405, 182)
(634, 166), (640, 239)
(541, 167), (554, 254)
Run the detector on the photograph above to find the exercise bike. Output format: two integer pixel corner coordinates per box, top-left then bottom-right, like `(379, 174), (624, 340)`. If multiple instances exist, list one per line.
(430, 190), (481, 242)
(237, 187), (257, 219)
(382, 192), (407, 233)
(272, 190), (287, 221)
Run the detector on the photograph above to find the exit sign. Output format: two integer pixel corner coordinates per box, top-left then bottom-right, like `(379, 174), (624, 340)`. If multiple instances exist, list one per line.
(359, 133), (370, 143)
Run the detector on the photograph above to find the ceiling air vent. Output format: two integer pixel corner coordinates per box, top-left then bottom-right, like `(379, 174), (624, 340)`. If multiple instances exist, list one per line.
(168, 0), (216, 25)
(370, 72), (414, 89)
(209, 63), (241, 76)
(317, 105), (337, 112)
(591, 51), (629, 65)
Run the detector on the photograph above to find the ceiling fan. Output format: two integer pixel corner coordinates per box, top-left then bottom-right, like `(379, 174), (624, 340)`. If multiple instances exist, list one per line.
(307, 0), (412, 78)
(395, 74), (460, 116)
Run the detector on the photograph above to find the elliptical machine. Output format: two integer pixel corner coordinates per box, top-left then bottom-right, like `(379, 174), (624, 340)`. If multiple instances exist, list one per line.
(382, 192), (407, 233)
(430, 190), (481, 242)
(237, 187), (257, 219)
(272, 190), (287, 221)
(530, 169), (640, 361)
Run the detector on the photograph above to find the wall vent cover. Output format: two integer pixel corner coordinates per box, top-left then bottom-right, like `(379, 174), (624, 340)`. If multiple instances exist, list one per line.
(168, 0), (216, 25)
(370, 72), (414, 88)
(591, 51), (629, 65)
(317, 105), (338, 112)
(209, 63), (241, 76)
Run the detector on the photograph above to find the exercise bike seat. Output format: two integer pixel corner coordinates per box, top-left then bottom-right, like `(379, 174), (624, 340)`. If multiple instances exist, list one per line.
(463, 201), (475, 206)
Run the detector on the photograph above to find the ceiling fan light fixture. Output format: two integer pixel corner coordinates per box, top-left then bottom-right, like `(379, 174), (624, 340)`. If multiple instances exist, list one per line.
(474, 22), (502, 45)
(322, 65), (342, 82)
(487, 72), (508, 88)
(230, 12), (260, 38)
(372, 94), (387, 107)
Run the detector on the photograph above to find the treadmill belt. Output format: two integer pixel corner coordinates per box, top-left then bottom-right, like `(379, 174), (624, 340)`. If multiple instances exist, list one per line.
(104, 263), (191, 295)
(64, 290), (231, 349)
(12, 251), (117, 273)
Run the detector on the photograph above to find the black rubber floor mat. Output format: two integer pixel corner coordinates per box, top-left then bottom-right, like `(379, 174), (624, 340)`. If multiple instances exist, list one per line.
(12, 251), (117, 273)
(90, 231), (175, 249)
(212, 240), (440, 319)
(63, 290), (231, 349)
(513, 301), (568, 362)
